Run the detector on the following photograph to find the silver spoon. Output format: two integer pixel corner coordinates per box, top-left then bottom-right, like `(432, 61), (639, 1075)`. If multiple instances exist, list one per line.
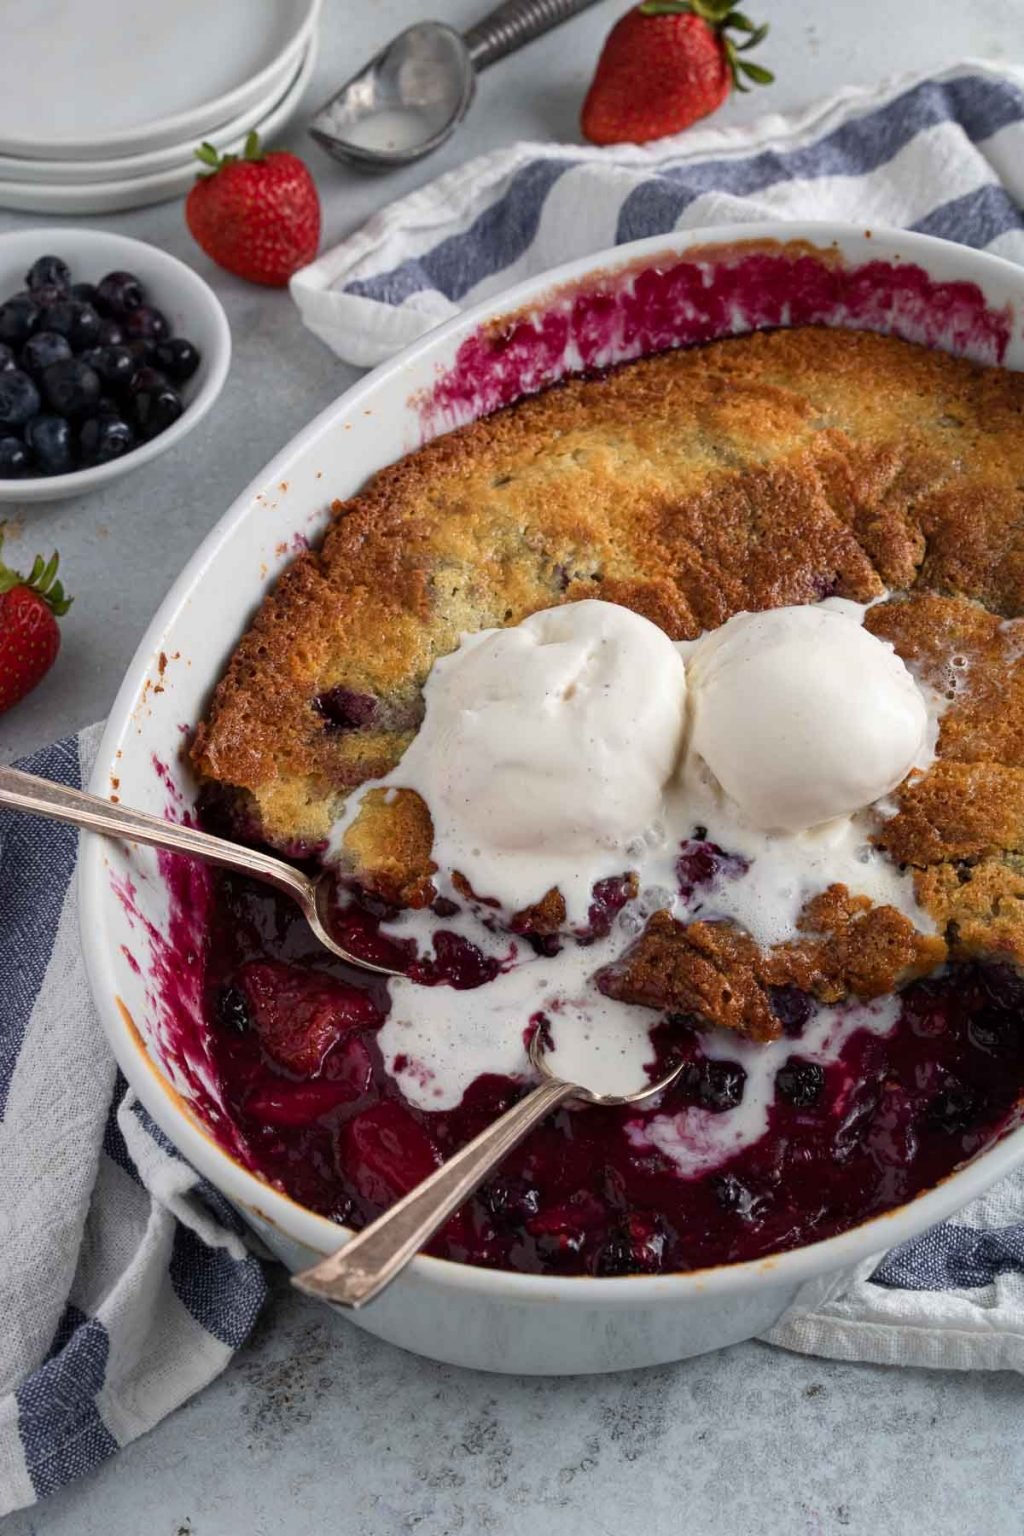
(309, 0), (604, 171)
(293, 1027), (684, 1308)
(0, 766), (402, 979)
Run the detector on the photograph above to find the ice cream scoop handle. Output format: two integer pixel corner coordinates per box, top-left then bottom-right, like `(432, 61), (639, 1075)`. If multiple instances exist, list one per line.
(464, 0), (602, 71)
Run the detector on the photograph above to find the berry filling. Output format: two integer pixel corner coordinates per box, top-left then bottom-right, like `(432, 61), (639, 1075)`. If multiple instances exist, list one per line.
(200, 865), (1024, 1277)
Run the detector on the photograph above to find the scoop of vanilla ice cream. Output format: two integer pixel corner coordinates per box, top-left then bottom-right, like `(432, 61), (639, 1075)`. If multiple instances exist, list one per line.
(686, 604), (928, 832)
(389, 599), (688, 918)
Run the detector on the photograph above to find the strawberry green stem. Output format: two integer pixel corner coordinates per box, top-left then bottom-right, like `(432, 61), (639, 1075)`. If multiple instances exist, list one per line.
(638, 0), (774, 90)
(193, 130), (265, 174)
(0, 529), (72, 615)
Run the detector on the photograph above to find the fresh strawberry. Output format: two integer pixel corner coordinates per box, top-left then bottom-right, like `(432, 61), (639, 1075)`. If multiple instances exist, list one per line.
(185, 131), (321, 288)
(0, 533), (72, 713)
(582, 0), (773, 146)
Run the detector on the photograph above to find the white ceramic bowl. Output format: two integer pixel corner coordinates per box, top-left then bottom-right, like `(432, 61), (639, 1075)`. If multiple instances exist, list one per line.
(0, 229), (230, 504)
(80, 223), (1024, 1375)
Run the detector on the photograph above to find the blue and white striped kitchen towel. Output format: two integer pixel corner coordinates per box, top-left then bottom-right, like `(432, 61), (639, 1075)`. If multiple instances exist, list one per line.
(0, 726), (267, 1517)
(6, 57), (1024, 1520)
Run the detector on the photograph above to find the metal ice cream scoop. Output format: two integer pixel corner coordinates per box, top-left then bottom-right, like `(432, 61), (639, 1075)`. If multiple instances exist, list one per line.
(308, 0), (604, 171)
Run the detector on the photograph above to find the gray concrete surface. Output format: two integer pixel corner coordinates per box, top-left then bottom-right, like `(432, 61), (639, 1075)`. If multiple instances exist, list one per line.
(2, 0), (1023, 1530)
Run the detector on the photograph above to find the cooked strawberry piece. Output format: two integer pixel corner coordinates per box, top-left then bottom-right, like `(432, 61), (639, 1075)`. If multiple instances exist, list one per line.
(239, 960), (382, 1076)
(321, 1034), (374, 1096)
(244, 1078), (366, 1128)
(339, 1101), (440, 1207)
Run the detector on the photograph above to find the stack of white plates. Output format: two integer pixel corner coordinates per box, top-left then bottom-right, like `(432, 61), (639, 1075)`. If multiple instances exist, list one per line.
(0, 0), (320, 216)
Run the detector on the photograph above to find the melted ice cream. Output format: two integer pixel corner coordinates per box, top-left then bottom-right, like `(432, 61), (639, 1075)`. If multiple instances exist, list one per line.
(330, 597), (943, 1169)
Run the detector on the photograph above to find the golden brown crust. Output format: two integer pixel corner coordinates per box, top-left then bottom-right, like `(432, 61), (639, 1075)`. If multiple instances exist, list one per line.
(597, 894), (945, 1043)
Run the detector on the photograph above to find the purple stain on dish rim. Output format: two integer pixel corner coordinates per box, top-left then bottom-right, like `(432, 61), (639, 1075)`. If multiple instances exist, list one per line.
(108, 773), (250, 1163)
(419, 247), (1012, 431)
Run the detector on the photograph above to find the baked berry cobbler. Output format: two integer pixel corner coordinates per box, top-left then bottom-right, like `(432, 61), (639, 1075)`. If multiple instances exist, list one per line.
(190, 326), (1024, 1277)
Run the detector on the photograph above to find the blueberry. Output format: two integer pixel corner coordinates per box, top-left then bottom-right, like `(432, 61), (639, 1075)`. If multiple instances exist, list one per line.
(0, 294), (40, 346)
(70, 281), (99, 306)
(711, 1172), (763, 1219)
(28, 284), (66, 312)
(131, 368), (182, 439)
(0, 368), (41, 428)
(25, 255), (71, 293)
(0, 435), (31, 478)
(215, 984), (250, 1034)
(153, 336), (201, 382)
(688, 1058), (746, 1112)
(768, 984), (816, 1038)
(79, 412), (135, 466)
(44, 300), (101, 351)
(25, 414), (74, 475)
(775, 1057), (825, 1108)
(0, 342), (15, 373)
(21, 330), (73, 377)
(42, 358), (101, 417)
(96, 270), (145, 315)
(595, 1215), (665, 1275)
(926, 1085), (982, 1135)
(981, 963), (1024, 1015)
(95, 317), (124, 347)
(481, 1176), (541, 1224)
(968, 1014), (1012, 1058)
(312, 685), (378, 730)
(123, 304), (170, 343)
(79, 343), (135, 392)
(125, 337), (155, 366)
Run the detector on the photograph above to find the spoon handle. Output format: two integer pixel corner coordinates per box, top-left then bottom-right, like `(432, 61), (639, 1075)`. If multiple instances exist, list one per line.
(0, 765), (312, 906)
(293, 1076), (576, 1308)
(464, 0), (603, 71)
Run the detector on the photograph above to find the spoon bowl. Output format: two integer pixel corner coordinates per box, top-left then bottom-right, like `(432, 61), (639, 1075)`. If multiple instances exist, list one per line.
(309, 22), (474, 170)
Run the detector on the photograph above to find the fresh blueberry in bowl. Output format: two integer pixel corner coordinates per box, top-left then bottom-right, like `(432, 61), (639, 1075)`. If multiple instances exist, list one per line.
(79, 343), (135, 392)
(94, 317), (124, 347)
(42, 357), (101, 418)
(153, 336), (201, 382)
(0, 434), (31, 478)
(0, 294), (39, 347)
(26, 255), (71, 293)
(131, 368), (183, 439)
(21, 330), (73, 377)
(25, 414), (74, 475)
(0, 368), (41, 428)
(45, 299), (101, 351)
(123, 304), (170, 343)
(80, 413), (135, 466)
(96, 270), (144, 316)
(0, 342), (16, 373)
